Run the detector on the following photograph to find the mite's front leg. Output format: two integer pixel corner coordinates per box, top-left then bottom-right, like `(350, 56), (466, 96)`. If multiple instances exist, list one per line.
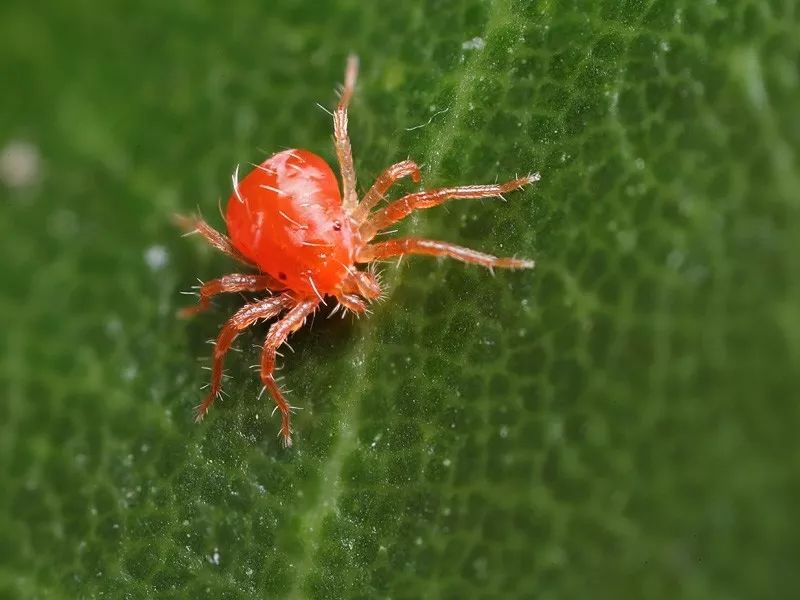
(359, 174), (538, 241)
(334, 55), (359, 214)
(351, 160), (421, 224)
(357, 237), (534, 270)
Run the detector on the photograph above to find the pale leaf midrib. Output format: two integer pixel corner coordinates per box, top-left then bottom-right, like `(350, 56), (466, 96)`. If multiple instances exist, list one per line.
(286, 1), (523, 596)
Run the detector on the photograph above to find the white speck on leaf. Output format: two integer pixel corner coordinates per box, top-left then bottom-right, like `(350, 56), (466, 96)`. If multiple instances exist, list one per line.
(105, 317), (123, 337)
(616, 230), (637, 253)
(667, 250), (686, 271)
(208, 548), (221, 566)
(0, 140), (41, 188)
(122, 364), (138, 382)
(462, 36), (486, 51)
(144, 245), (169, 271)
(473, 557), (489, 579)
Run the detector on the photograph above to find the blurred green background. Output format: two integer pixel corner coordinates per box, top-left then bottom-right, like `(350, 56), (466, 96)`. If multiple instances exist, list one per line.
(1, 0), (798, 598)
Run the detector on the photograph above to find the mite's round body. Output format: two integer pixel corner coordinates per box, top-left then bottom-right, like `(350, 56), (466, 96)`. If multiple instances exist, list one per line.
(179, 56), (538, 447)
(226, 149), (356, 297)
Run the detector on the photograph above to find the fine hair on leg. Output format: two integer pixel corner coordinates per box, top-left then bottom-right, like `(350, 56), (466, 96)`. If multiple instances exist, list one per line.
(357, 237), (535, 270)
(351, 159), (421, 224)
(180, 273), (285, 317)
(335, 293), (368, 315)
(359, 174), (539, 241)
(335, 54), (359, 215)
(174, 213), (257, 267)
(259, 299), (319, 447)
(194, 294), (295, 422)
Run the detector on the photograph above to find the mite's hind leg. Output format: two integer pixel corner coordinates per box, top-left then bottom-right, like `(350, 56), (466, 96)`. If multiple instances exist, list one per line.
(174, 213), (256, 267)
(334, 55), (359, 214)
(259, 299), (319, 447)
(179, 273), (284, 318)
(194, 294), (294, 422)
(350, 160), (421, 224)
(359, 173), (539, 241)
(357, 237), (534, 270)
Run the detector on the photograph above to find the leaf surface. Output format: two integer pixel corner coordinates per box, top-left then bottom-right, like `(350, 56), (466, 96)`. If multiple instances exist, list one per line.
(0, 0), (798, 598)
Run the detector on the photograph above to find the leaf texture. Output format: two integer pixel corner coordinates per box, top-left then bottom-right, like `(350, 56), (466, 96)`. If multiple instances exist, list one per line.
(0, 0), (798, 598)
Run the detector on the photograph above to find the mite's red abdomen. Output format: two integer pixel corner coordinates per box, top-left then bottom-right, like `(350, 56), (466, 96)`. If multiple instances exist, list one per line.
(226, 149), (355, 296)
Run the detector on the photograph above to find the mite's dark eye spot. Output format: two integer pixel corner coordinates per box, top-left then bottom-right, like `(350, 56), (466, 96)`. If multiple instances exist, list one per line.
(332, 220), (342, 231)
(278, 272), (287, 281)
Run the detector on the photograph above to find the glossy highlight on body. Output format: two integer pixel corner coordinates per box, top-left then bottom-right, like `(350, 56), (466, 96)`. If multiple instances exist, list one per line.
(226, 149), (355, 297)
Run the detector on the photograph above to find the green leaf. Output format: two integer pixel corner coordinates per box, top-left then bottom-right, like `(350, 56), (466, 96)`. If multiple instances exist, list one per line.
(1, 0), (798, 598)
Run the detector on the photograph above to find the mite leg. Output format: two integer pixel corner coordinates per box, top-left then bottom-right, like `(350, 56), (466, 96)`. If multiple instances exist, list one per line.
(351, 160), (421, 224)
(174, 213), (256, 267)
(359, 173), (539, 241)
(334, 293), (368, 316)
(357, 237), (534, 270)
(259, 299), (319, 447)
(179, 273), (284, 318)
(334, 55), (360, 214)
(194, 294), (294, 422)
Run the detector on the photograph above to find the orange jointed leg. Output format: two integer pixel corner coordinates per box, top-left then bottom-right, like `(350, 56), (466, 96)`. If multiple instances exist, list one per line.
(357, 237), (534, 270)
(359, 174), (538, 241)
(174, 213), (257, 267)
(194, 294), (294, 422)
(335, 55), (359, 214)
(334, 293), (368, 316)
(259, 299), (319, 447)
(179, 273), (284, 317)
(351, 160), (421, 224)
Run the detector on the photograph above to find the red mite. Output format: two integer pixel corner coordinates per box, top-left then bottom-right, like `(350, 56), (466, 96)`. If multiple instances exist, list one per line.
(178, 56), (538, 447)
